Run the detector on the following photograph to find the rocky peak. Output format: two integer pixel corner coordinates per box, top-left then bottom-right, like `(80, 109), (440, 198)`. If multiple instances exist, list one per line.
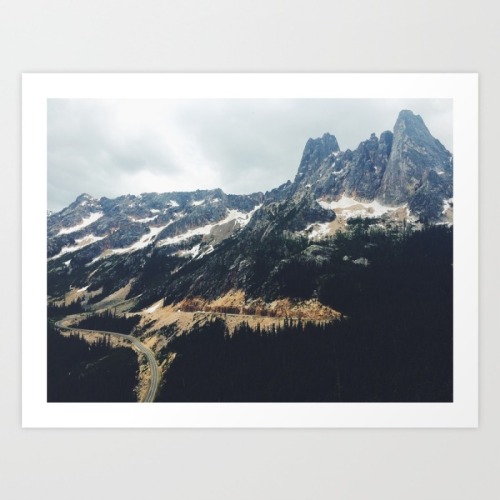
(75, 193), (95, 203)
(338, 132), (391, 201)
(390, 110), (451, 162)
(296, 133), (340, 179)
(377, 110), (452, 212)
(286, 110), (451, 221)
(397, 108), (427, 127)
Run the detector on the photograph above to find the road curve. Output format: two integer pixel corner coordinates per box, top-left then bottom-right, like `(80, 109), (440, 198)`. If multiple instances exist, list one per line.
(55, 318), (160, 403)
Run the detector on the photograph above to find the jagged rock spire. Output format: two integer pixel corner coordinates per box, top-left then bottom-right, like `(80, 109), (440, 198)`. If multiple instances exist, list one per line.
(296, 133), (340, 179)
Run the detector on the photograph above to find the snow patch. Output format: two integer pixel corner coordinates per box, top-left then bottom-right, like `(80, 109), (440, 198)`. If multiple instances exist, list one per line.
(243, 203), (262, 223)
(332, 167), (347, 176)
(177, 243), (201, 258)
(197, 245), (214, 259)
(110, 224), (170, 255)
(77, 285), (89, 292)
(145, 300), (163, 314)
(191, 199), (205, 206)
(225, 205), (261, 227)
(157, 223), (215, 247)
(130, 215), (158, 223)
(317, 196), (403, 219)
(353, 257), (369, 266)
(442, 198), (453, 214)
(157, 204), (262, 248)
(90, 223), (172, 263)
(49, 234), (106, 260)
(57, 212), (103, 235)
(305, 222), (331, 240)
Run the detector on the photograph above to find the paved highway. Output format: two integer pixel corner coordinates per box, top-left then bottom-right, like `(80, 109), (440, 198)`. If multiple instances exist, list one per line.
(55, 318), (160, 403)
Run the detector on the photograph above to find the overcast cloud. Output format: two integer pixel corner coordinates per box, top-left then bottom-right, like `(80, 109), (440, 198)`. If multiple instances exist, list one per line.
(48, 99), (452, 211)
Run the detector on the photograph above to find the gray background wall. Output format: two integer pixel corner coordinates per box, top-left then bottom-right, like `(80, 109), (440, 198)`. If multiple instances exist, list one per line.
(2, 1), (497, 498)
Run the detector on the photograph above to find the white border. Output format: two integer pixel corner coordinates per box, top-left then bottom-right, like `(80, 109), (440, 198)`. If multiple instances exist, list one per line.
(22, 73), (478, 428)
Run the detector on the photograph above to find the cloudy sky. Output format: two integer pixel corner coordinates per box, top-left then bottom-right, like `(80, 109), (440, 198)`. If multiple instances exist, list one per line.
(48, 99), (452, 211)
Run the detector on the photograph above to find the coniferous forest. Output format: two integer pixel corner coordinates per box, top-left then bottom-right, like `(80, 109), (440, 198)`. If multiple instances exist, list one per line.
(47, 322), (139, 402)
(47, 224), (453, 403)
(75, 311), (141, 335)
(157, 225), (453, 402)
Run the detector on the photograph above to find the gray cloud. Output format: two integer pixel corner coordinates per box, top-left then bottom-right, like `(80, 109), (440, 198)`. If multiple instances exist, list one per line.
(48, 99), (452, 211)
(48, 100), (183, 209)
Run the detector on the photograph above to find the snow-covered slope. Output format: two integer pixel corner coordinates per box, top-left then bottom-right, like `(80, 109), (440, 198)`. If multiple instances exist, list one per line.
(47, 189), (264, 265)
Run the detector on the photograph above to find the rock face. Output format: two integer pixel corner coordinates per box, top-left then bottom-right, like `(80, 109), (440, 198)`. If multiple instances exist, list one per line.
(295, 133), (340, 180)
(341, 131), (393, 201)
(287, 109), (452, 221)
(245, 191), (334, 240)
(377, 110), (452, 220)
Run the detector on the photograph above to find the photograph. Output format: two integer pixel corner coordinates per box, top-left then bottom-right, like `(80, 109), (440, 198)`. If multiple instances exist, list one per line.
(46, 97), (454, 403)
(21, 73), (477, 427)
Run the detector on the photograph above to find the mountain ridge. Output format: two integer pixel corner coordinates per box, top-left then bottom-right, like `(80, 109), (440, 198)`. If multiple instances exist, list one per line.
(48, 109), (453, 311)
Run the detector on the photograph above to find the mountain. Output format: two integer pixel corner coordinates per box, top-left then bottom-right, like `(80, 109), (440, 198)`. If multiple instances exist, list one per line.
(287, 110), (453, 222)
(47, 109), (454, 403)
(378, 110), (453, 219)
(48, 189), (263, 263)
(48, 109), (453, 313)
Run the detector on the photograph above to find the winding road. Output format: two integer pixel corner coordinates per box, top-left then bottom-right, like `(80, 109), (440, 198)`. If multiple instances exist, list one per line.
(55, 317), (160, 403)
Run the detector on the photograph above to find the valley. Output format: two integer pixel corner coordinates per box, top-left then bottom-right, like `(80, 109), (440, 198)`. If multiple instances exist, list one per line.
(52, 289), (342, 402)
